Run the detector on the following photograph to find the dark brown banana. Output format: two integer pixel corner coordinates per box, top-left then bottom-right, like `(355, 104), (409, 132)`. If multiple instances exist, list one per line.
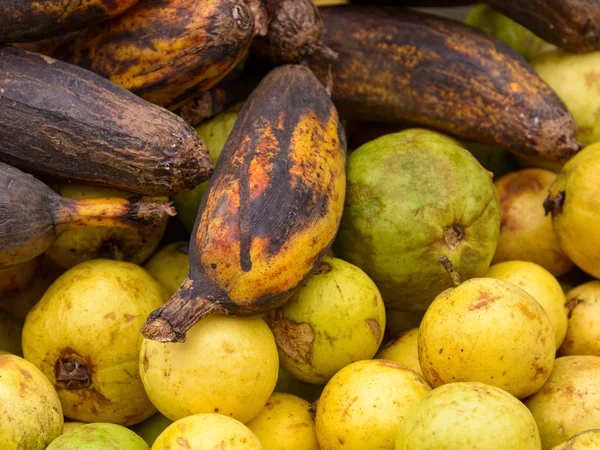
(251, 0), (337, 64)
(68, 0), (256, 109)
(308, 6), (581, 165)
(0, 0), (139, 43)
(140, 65), (347, 343)
(0, 162), (175, 269)
(0, 46), (211, 197)
(484, 0), (600, 53)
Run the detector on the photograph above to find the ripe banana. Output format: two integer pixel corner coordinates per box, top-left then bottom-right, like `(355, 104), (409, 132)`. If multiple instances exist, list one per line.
(308, 6), (580, 166)
(140, 64), (347, 343)
(0, 46), (211, 197)
(68, 0), (256, 109)
(484, 0), (600, 53)
(0, 0), (139, 43)
(0, 162), (175, 269)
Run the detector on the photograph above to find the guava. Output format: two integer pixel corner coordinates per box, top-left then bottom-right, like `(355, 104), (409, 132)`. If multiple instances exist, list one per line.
(559, 281), (600, 357)
(551, 429), (600, 449)
(465, 4), (554, 61)
(45, 183), (169, 269)
(274, 367), (324, 403)
(0, 309), (22, 355)
(246, 392), (319, 450)
(22, 259), (168, 426)
(47, 423), (149, 449)
(173, 110), (239, 233)
(152, 414), (262, 449)
(63, 421), (86, 434)
(385, 309), (424, 337)
(315, 359), (431, 450)
(419, 261), (555, 399)
(532, 50), (600, 146)
(0, 256), (40, 296)
(129, 412), (173, 446)
(0, 354), (63, 449)
(140, 315), (279, 423)
(144, 241), (189, 297)
(335, 129), (501, 311)
(492, 169), (573, 277)
(485, 261), (568, 349)
(376, 328), (424, 378)
(545, 142), (600, 279)
(524, 356), (600, 449)
(395, 382), (542, 449)
(267, 257), (386, 384)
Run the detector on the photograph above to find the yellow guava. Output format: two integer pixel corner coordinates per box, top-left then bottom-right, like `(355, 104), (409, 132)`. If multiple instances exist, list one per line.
(376, 328), (424, 378)
(560, 281), (600, 356)
(144, 241), (189, 297)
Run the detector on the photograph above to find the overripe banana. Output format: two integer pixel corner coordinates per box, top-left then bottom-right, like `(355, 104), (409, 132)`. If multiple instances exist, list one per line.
(484, 0), (600, 53)
(0, 0), (139, 43)
(308, 6), (580, 166)
(68, 0), (257, 109)
(140, 64), (347, 343)
(0, 46), (211, 197)
(0, 162), (175, 269)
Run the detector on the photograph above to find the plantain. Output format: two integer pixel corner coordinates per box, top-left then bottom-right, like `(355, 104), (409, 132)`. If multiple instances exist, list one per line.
(0, 0), (139, 43)
(314, 0), (475, 5)
(140, 64), (347, 343)
(0, 162), (175, 269)
(0, 46), (211, 197)
(251, 0), (337, 64)
(307, 6), (580, 166)
(68, 0), (257, 109)
(483, 0), (600, 53)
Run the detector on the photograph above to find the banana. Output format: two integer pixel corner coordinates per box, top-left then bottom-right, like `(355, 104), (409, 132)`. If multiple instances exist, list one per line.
(0, 0), (139, 43)
(484, 0), (600, 53)
(0, 46), (211, 197)
(68, 0), (256, 109)
(251, 0), (337, 64)
(314, 0), (475, 5)
(307, 6), (580, 166)
(0, 162), (175, 269)
(140, 64), (347, 343)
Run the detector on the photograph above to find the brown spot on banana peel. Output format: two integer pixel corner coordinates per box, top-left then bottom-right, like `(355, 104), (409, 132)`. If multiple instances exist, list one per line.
(0, 46), (212, 197)
(0, 161), (175, 268)
(0, 0), (140, 43)
(68, 0), (256, 109)
(484, 0), (600, 53)
(140, 65), (346, 342)
(308, 6), (580, 165)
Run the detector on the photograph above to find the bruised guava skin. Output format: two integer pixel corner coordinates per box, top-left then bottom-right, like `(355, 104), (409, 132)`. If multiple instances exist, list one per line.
(524, 356), (600, 449)
(45, 184), (169, 270)
(22, 259), (168, 426)
(152, 414), (262, 449)
(551, 429), (600, 450)
(418, 277), (555, 399)
(246, 392), (319, 450)
(140, 315), (278, 423)
(335, 129), (501, 311)
(376, 328), (424, 378)
(266, 257), (386, 384)
(395, 382), (542, 450)
(0, 354), (64, 449)
(47, 423), (149, 450)
(559, 281), (600, 357)
(545, 142), (600, 280)
(493, 169), (573, 277)
(144, 241), (189, 297)
(315, 359), (431, 450)
(485, 261), (568, 350)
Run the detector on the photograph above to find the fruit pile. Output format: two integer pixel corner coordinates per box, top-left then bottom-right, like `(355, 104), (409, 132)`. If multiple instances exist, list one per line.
(2, 0), (600, 449)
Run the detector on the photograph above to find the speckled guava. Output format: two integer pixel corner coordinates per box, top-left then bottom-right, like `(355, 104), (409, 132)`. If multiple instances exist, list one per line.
(47, 423), (149, 449)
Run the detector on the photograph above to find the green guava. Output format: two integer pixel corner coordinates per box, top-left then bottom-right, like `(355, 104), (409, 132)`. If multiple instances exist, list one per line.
(46, 423), (149, 449)
(173, 110), (239, 233)
(334, 129), (501, 311)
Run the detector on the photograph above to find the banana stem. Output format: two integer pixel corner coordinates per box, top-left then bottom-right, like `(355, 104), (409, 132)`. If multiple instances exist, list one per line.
(53, 197), (175, 235)
(140, 279), (221, 343)
(439, 255), (462, 287)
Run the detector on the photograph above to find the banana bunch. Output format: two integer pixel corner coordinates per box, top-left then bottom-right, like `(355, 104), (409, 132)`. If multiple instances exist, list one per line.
(140, 65), (347, 343)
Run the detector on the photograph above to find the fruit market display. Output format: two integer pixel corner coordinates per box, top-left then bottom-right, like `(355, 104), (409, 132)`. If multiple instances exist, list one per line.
(3, 1), (600, 449)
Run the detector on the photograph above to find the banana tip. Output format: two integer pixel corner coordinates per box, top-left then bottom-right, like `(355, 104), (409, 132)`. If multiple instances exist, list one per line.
(140, 317), (185, 343)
